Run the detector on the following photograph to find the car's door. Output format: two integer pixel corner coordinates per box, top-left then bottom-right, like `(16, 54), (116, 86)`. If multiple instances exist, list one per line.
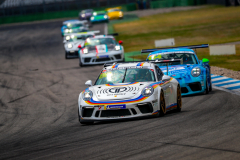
(155, 66), (170, 107)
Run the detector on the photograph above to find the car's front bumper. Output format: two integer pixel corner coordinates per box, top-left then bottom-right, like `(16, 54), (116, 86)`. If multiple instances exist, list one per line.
(66, 50), (79, 58)
(180, 81), (206, 96)
(79, 99), (159, 121)
(80, 51), (124, 65)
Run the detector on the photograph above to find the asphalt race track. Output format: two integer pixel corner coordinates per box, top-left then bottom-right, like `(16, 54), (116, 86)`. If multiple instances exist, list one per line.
(1, 20), (240, 160)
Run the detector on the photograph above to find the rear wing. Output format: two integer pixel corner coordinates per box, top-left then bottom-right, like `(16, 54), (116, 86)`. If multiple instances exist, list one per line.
(64, 30), (100, 36)
(141, 44), (209, 53)
(104, 59), (182, 75)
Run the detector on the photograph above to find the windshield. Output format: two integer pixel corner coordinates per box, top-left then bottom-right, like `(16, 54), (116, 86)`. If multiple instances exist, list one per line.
(85, 38), (116, 47)
(67, 35), (94, 42)
(108, 9), (121, 12)
(95, 68), (156, 85)
(67, 23), (83, 28)
(82, 9), (93, 14)
(147, 53), (198, 65)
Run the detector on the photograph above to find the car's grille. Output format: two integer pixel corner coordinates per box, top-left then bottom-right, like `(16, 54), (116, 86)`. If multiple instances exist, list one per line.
(82, 108), (94, 117)
(95, 58), (111, 62)
(100, 109), (131, 117)
(181, 87), (188, 93)
(68, 51), (78, 56)
(137, 103), (153, 113)
(189, 82), (202, 91)
(84, 58), (91, 63)
(114, 54), (122, 59)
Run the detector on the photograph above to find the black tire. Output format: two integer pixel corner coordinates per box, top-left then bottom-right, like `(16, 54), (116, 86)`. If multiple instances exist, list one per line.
(65, 52), (68, 59)
(176, 85), (182, 112)
(204, 79), (209, 94)
(159, 90), (166, 117)
(79, 58), (83, 67)
(78, 108), (94, 125)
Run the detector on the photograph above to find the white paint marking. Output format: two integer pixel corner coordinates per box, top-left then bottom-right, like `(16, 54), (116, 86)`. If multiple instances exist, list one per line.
(213, 79), (239, 85)
(212, 77), (230, 82)
(104, 23), (108, 35)
(220, 83), (240, 88)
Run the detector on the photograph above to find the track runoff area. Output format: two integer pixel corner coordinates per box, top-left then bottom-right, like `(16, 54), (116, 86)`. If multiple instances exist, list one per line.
(0, 19), (240, 159)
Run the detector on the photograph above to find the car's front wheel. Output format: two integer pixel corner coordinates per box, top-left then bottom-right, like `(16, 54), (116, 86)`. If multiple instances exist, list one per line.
(78, 108), (94, 125)
(159, 90), (166, 117)
(79, 58), (83, 67)
(204, 79), (209, 94)
(65, 52), (68, 59)
(176, 85), (182, 112)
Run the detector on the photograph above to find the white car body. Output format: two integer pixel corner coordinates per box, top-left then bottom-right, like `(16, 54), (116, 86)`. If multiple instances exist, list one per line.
(78, 61), (181, 124)
(79, 35), (124, 66)
(64, 31), (99, 59)
(62, 20), (89, 36)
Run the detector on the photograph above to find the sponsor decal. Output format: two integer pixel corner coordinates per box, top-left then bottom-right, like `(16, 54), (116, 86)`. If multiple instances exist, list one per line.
(104, 104), (126, 110)
(106, 82), (138, 86)
(152, 110), (159, 115)
(137, 62), (144, 66)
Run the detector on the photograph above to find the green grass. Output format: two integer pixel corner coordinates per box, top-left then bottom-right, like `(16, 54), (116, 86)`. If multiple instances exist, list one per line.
(114, 5), (240, 71)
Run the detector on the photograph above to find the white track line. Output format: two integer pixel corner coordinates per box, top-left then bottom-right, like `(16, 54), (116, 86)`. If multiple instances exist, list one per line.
(104, 23), (108, 35)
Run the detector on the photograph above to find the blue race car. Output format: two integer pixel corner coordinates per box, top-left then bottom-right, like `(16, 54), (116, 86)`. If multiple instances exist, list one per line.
(142, 44), (212, 96)
(61, 20), (88, 36)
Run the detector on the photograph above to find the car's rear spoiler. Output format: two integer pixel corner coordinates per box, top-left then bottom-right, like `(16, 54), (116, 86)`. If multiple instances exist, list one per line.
(104, 59), (182, 75)
(64, 30), (100, 36)
(141, 44), (209, 53)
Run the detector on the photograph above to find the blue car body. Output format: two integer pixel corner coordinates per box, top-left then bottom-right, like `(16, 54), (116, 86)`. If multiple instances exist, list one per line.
(61, 20), (79, 36)
(146, 48), (212, 96)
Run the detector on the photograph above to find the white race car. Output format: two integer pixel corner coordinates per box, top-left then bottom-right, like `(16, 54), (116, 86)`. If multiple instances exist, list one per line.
(64, 31), (99, 59)
(78, 60), (182, 124)
(61, 20), (89, 36)
(78, 35), (124, 66)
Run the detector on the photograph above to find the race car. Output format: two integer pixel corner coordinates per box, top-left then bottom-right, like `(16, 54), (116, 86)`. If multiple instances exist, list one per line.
(78, 34), (124, 66)
(143, 44), (212, 96)
(61, 20), (89, 36)
(90, 11), (109, 23)
(78, 60), (182, 124)
(79, 9), (93, 20)
(63, 31), (99, 59)
(107, 7), (123, 20)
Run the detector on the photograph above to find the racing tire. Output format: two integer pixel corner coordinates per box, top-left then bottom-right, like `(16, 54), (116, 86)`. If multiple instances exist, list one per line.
(159, 90), (166, 117)
(79, 58), (83, 67)
(204, 79), (209, 94)
(78, 108), (94, 125)
(176, 85), (182, 112)
(65, 52), (68, 59)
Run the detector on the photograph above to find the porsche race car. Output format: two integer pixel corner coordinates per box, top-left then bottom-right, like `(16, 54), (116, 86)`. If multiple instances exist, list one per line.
(143, 44), (212, 96)
(79, 9), (93, 20)
(63, 31), (99, 59)
(90, 11), (109, 23)
(78, 34), (124, 66)
(61, 20), (89, 36)
(107, 7), (123, 20)
(78, 60), (182, 124)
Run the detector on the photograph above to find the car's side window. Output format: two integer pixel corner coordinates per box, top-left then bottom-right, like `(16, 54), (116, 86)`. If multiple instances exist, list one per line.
(155, 66), (163, 81)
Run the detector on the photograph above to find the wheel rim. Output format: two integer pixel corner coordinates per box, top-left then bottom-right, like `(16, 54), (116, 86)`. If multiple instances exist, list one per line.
(160, 92), (166, 113)
(177, 87), (182, 108)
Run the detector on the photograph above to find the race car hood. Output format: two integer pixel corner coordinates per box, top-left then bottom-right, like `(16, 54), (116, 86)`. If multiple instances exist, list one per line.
(86, 44), (117, 53)
(90, 82), (151, 101)
(159, 64), (200, 79)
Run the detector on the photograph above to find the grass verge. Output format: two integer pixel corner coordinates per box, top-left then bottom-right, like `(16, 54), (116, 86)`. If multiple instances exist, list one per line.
(114, 5), (240, 71)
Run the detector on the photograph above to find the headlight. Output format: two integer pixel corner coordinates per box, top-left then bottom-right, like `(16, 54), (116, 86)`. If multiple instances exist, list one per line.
(69, 29), (73, 33)
(119, 12), (123, 16)
(115, 46), (120, 51)
(82, 90), (93, 101)
(104, 15), (108, 19)
(142, 86), (154, 97)
(65, 29), (69, 33)
(66, 36), (70, 40)
(71, 35), (74, 39)
(191, 67), (201, 77)
(67, 43), (73, 48)
(91, 17), (94, 20)
(67, 23), (71, 27)
(83, 48), (88, 54)
(93, 12), (97, 16)
(82, 14), (85, 17)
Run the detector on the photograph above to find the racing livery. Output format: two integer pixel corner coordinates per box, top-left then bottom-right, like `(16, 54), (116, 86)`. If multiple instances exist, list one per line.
(90, 11), (109, 23)
(63, 31), (99, 59)
(61, 20), (89, 36)
(78, 61), (182, 124)
(143, 44), (212, 96)
(78, 35), (124, 66)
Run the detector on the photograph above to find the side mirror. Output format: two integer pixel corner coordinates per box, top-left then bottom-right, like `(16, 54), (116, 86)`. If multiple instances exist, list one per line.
(162, 75), (171, 82)
(85, 80), (92, 86)
(118, 40), (123, 44)
(78, 44), (82, 48)
(202, 58), (209, 63)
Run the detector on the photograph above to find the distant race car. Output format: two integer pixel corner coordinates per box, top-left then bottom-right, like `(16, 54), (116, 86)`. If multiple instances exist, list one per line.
(107, 7), (123, 20)
(78, 34), (124, 66)
(79, 9), (93, 20)
(63, 31), (99, 59)
(78, 60), (182, 124)
(90, 11), (109, 23)
(61, 20), (89, 36)
(143, 44), (212, 96)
